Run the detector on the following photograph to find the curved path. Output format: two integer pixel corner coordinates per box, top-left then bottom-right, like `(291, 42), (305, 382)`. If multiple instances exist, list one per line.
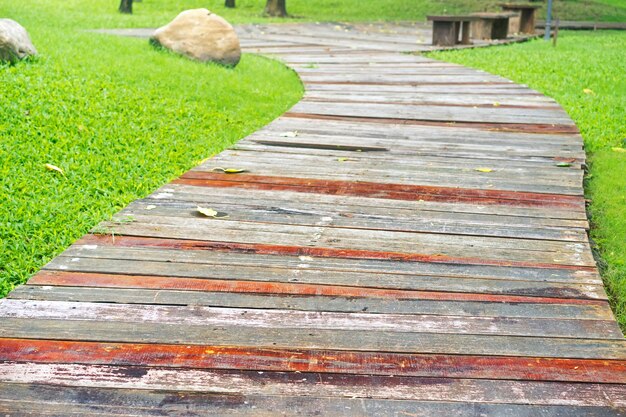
(1, 23), (625, 416)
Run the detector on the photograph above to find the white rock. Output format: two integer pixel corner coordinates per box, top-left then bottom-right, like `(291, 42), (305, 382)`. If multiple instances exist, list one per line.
(0, 19), (37, 63)
(150, 9), (241, 67)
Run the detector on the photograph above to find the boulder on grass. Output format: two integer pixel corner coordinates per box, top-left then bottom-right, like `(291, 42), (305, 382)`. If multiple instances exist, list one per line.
(150, 9), (241, 67)
(0, 19), (37, 64)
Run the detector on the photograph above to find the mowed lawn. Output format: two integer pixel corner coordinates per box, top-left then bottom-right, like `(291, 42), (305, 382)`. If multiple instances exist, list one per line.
(0, 0), (303, 297)
(429, 32), (626, 330)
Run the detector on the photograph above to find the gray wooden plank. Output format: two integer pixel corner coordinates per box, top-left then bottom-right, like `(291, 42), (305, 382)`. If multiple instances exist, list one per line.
(119, 199), (589, 242)
(96, 217), (596, 267)
(1, 363), (625, 407)
(2, 383), (624, 417)
(159, 183), (589, 221)
(1, 300), (619, 339)
(9, 285), (614, 321)
(289, 101), (573, 125)
(45, 256), (604, 298)
(2, 318), (625, 359)
(58, 244), (600, 283)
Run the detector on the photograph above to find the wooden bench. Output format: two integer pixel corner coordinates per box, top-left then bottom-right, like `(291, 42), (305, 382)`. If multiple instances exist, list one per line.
(500, 3), (542, 34)
(470, 12), (516, 40)
(427, 15), (479, 46)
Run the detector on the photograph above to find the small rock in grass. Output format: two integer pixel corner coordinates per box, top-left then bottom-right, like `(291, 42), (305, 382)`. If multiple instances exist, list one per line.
(0, 19), (37, 64)
(150, 9), (241, 67)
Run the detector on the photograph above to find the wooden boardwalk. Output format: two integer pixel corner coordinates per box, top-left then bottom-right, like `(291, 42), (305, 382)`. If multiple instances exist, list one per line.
(1, 23), (625, 416)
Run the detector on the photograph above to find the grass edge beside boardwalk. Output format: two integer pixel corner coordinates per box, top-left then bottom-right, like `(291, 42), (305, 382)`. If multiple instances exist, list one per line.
(428, 31), (626, 332)
(0, 7), (304, 297)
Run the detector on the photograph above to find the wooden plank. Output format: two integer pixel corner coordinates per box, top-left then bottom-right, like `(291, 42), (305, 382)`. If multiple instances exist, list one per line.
(157, 183), (589, 221)
(9, 285), (614, 320)
(119, 199), (589, 242)
(176, 172), (586, 210)
(302, 93), (560, 108)
(2, 299), (620, 339)
(28, 271), (609, 307)
(209, 148), (583, 179)
(259, 115), (581, 146)
(95, 217), (596, 267)
(1, 363), (625, 407)
(57, 236), (604, 299)
(289, 101), (572, 125)
(44, 256), (606, 299)
(53, 244), (601, 283)
(202, 153), (583, 192)
(2, 339), (625, 383)
(239, 137), (585, 163)
(2, 318), (625, 359)
(284, 112), (579, 134)
(3, 383), (624, 417)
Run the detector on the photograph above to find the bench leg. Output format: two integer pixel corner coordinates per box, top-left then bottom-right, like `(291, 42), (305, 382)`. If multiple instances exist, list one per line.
(507, 13), (520, 33)
(492, 18), (509, 39)
(461, 21), (471, 44)
(431, 21), (457, 46)
(470, 20), (491, 40)
(520, 9), (536, 33)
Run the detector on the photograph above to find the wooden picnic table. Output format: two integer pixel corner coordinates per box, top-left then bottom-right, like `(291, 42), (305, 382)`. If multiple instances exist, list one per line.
(427, 15), (480, 46)
(500, 3), (542, 34)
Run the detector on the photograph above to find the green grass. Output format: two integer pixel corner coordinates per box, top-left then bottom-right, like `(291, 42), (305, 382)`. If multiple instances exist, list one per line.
(428, 32), (626, 330)
(0, 2), (303, 297)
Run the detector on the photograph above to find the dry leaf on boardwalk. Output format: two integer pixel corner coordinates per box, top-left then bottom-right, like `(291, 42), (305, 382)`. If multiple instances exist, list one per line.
(212, 167), (247, 174)
(197, 206), (229, 219)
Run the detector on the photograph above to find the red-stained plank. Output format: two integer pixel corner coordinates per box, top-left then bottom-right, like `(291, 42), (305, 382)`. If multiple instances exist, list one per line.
(175, 171), (584, 209)
(29, 271), (607, 306)
(77, 234), (597, 272)
(1, 338), (624, 384)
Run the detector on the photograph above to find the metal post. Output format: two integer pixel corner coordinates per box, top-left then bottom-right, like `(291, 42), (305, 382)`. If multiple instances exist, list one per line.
(544, 0), (553, 40)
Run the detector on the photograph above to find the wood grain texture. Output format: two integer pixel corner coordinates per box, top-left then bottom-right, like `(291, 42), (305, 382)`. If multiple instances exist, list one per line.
(1, 339), (624, 383)
(0, 21), (623, 415)
(3, 383), (625, 417)
(1, 363), (625, 407)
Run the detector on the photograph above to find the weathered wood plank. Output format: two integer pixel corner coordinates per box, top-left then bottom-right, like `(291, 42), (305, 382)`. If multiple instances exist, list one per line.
(206, 151), (583, 185)
(289, 101), (573, 125)
(177, 172), (587, 209)
(2, 299), (621, 339)
(28, 271), (609, 307)
(36, 262), (608, 301)
(2, 339), (625, 383)
(9, 285), (613, 320)
(3, 318), (625, 359)
(1, 363), (625, 407)
(51, 244), (602, 283)
(118, 199), (588, 242)
(157, 183), (589, 221)
(96, 217), (596, 267)
(3, 383), (624, 417)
